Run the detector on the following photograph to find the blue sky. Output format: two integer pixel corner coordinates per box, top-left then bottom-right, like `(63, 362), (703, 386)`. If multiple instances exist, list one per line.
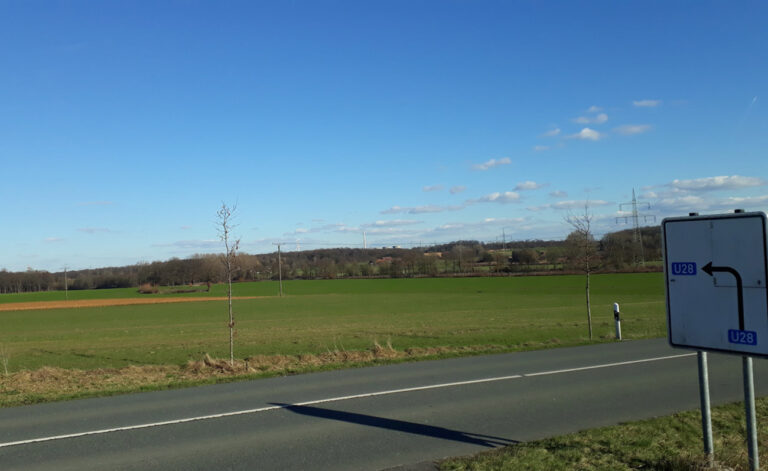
(1, 1), (766, 271)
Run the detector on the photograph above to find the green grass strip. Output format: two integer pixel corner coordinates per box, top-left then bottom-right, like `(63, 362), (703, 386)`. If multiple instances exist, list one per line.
(442, 397), (768, 470)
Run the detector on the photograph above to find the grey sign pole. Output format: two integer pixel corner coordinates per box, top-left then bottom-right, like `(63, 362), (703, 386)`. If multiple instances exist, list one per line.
(743, 356), (759, 471)
(697, 351), (713, 461)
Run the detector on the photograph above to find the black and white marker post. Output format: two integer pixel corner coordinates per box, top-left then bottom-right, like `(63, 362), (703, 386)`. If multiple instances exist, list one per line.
(613, 303), (622, 341)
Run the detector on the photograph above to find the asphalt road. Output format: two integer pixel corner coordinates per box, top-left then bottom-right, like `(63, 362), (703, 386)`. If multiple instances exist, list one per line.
(1, 338), (767, 470)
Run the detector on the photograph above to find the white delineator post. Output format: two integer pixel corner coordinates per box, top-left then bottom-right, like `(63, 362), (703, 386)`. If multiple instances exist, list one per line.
(613, 303), (622, 340)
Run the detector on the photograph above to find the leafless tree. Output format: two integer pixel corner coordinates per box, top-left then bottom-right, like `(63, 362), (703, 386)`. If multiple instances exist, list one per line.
(217, 202), (240, 365)
(566, 203), (599, 340)
(0, 343), (10, 376)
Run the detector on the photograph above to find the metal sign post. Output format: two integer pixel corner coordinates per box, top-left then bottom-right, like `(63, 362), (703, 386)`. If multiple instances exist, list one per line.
(744, 356), (759, 470)
(663, 210), (768, 469)
(697, 351), (714, 461)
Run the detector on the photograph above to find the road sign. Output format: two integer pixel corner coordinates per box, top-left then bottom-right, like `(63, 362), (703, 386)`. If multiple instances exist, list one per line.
(662, 211), (768, 357)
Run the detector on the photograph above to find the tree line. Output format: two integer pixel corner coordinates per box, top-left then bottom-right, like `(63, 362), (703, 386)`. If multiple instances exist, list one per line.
(0, 226), (662, 294)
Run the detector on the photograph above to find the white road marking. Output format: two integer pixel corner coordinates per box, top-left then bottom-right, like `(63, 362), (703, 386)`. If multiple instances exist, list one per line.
(523, 353), (696, 377)
(0, 352), (696, 449)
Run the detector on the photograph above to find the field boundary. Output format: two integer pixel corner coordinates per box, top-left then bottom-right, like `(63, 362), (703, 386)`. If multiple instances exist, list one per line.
(0, 296), (264, 312)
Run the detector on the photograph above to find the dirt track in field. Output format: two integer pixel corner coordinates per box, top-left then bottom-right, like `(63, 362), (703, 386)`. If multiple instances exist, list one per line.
(0, 296), (264, 312)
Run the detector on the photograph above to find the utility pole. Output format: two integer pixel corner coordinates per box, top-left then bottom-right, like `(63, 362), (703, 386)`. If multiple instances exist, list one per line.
(617, 188), (656, 266)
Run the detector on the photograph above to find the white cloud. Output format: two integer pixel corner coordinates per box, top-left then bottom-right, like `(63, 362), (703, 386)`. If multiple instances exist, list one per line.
(422, 185), (444, 192)
(541, 128), (561, 137)
(513, 181), (546, 191)
(633, 99), (662, 107)
(468, 191), (521, 204)
(573, 113), (608, 125)
(449, 185), (466, 195)
(533, 145), (549, 151)
(668, 175), (765, 192)
(473, 157), (511, 171)
(651, 194), (768, 214)
(614, 124), (652, 135)
(723, 195), (768, 207)
(380, 204), (465, 214)
(587, 105), (603, 113)
(567, 128), (603, 141)
(549, 190), (567, 198)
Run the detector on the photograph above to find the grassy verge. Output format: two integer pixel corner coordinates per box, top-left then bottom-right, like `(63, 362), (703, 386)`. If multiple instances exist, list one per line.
(0, 340), (586, 408)
(442, 397), (768, 471)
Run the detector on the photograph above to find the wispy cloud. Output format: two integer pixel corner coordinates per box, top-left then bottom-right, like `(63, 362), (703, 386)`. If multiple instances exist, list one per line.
(573, 113), (608, 125)
(614, 124), (652, 135)
(287, 222), (360, 235)
(152, 239), (219, 249)
(567, 128), (603, 141)
(381, 204), (465, 215)
(422, 185), (444, 192)
(423, 217), (527, 237)
(528, 200), (610, 211)
(549, 190), (567, 198)
(652, 194), (768, 214)
(362, 219), (422, 228)
(467, 191), (521, 204)
(513, 181), (546, 191)
(449, 185), (466, 195)
(587, 105), (603, 113)
(533, 145), (549, 152)
(666, 175), (765, 193)
(633, 99), (662, 107)
(540, 128), (561, 137)
(44, 237), (64, 243)
(472, 157), (511, 171)
(77, 227), (113, 234)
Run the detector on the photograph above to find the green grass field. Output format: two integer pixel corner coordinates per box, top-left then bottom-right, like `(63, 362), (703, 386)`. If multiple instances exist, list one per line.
(0, 274), (667, 372)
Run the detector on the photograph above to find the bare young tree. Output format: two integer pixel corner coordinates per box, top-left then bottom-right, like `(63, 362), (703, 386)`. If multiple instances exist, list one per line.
(217, 202), (240, 365)
(566, 203), (599, 340)
(0, 343), (10, 376)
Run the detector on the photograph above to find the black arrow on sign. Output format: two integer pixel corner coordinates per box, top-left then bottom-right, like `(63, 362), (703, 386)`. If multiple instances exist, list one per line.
(702, 262), (745, 330)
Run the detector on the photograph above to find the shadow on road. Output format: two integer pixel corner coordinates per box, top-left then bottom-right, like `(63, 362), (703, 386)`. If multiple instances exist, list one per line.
(270, 403), (518, 448)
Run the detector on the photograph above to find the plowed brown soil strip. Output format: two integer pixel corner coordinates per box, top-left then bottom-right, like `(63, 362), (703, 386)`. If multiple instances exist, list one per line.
(0, 297), (263, 312)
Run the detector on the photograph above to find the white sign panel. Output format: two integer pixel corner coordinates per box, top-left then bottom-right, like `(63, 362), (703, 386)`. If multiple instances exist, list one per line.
(662, 211), (768, 357)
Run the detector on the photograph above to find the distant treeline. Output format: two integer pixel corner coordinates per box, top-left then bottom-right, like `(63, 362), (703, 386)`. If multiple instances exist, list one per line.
(0, 227), (662, 294)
